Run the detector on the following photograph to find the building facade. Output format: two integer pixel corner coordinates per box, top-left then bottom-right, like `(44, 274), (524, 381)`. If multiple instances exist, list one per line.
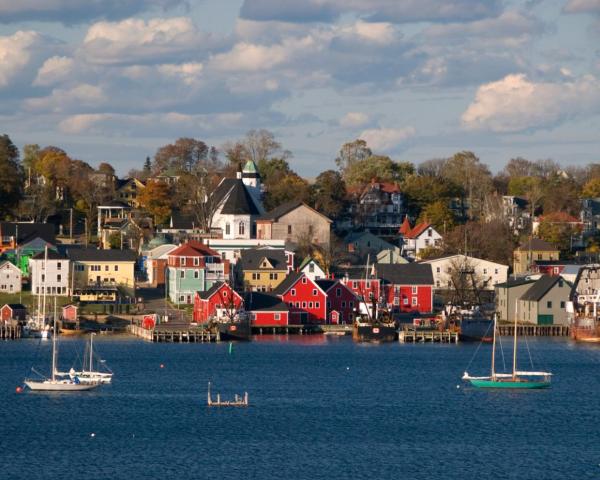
(237, 248), (289, 292)
(513, 238), (560, 274)
(0, 261), (22, 294)
(273, 272), (327, 324)
(376, 263), (434, 313)
(421, 254), (508, 291)
(29, 250), (70, 296)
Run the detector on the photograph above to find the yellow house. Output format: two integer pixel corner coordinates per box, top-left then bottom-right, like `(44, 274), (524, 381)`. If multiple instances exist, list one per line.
(67, 248), (137, 300)
(237, 248), (289, 292)
(513, 238), (560, 274)
(116, 178), (146, 208)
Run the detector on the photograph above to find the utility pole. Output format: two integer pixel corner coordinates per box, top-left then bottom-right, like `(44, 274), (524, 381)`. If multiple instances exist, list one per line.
(69, 208), (73, 241)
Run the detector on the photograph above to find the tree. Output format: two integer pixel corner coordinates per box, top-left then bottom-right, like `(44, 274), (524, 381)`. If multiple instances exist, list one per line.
(582, 178), (600, 198)
(537, 212), (581, 253)
(143, 156), (152, 175)
(402, 175), (461, 216)
(343, 155), (414, 188)
(417, 158), (446, 177)
(97, 162), (115, 176)
(255, 157), (310, 210)
(417, 200), (455, 233)
(0, 134), (23, 218)
(335, 139), (372, 171)
(503, 157), (536, 178)
(311, 170), (347, 219)
(153, 137), (210, 174)
(138, 181), (172, 225)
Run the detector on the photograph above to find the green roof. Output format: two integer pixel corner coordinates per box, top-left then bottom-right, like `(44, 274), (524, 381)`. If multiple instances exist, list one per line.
(242, 160), (258, 173)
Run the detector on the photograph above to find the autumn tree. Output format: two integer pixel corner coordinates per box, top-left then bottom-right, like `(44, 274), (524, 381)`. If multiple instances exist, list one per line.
(97, 162), (115, 176)
(335, 139), (372, 171)
(417, 200), (455, 233)
(153, 137), (210, 174)
(343, 155), (414, 188)
(582, 178), (600, 198)
(0, 134), (23, 218)
(138, 180), (172, 225)
(311, 170), (347, 219)
(537, 212), (581, 253)
(402, 175), (461, 217)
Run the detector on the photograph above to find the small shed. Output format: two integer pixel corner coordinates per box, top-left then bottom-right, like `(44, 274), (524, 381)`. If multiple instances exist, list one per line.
(1, 304), (27, 323)
(62, 305), (78, 322)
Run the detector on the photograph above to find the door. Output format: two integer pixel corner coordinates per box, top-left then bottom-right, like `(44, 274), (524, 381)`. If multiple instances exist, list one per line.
(537, 314), (553, 325)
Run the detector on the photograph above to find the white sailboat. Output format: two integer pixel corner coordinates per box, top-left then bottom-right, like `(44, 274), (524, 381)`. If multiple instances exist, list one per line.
(56, 333), (113, 384)
(24, 297), (100, 392)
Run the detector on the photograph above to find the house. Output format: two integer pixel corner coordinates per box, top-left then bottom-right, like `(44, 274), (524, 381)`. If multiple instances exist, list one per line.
(376, 263), (434, 313)
(67, 248), (137, 302)
(116, 177), (145, 208)
(29, 250), (70, 296)
(580, 198), (600, 236)
(206, 238), (292, 266)
(210, 163), (264, 240)
(97, 201), (131, 249)
(1, 303), (27, 323)
(237, 248), (289, 292)
(144, 243), (177, 287)
(513, 238), (560, 274)
(376, 248), (407, 265)
(256, 200), (331, 249)
(495, 277), (537, 324)
(0, 221), (55, 255)
(243, 291), (290, 327)
(516, 275), (571, 325)
(2, 236), (57, 274)
(167, 241), (230, 304)
(420, 254), (508, 291)
(160, 210), (201, 236)
(315, 279), (358, 324)
(401, 222), (443, 259)
(569, 264), (600, 305)
(193, 282), (243, 323)
(62, 304), (78, 322)
(272, 272), (327, 324)
(343, 231), (397, 259)
(502, 195), (531, 234)
(531, 261), (583, 283)
(299, 257), (326, 281)
(348, 180), (406, 237)
(0, 261), (22, 294)
(340, 275), (382, 315)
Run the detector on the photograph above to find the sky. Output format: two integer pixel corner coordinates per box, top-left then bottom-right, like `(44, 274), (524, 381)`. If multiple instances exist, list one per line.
(1, 0), (599, 176)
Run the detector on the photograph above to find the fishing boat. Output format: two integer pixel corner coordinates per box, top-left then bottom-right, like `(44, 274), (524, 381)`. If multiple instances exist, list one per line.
(24, 298), (100, 392)
(444, 306), (493, 342)
(462, 314), (552, 389)
(568, 267), (600, 343)
(55, 333), (113, 384)
(216, 311), (252, 341)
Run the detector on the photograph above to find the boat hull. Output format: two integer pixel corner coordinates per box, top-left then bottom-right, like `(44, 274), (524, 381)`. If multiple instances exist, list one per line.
(352, 323), (397, 343)
(24, 380), (100, 391)
(467, 378), (551, 389)
(459, 318), (493, 342)
(218, 322), (252, 341)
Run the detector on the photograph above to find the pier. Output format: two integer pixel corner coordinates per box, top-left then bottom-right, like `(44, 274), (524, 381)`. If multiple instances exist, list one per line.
(399, 328), (459, 343)
(207, 382), (248, 407)
(0, 324), (21, 340)
(129, 324), (219, 343)
(497, 324), (569, 337)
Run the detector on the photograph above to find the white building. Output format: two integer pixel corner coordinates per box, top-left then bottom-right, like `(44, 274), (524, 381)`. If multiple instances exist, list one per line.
(420, 254), (508, 290)
(29, 250), (70, 295)
(0, 261), (22, 294)
(402, 222), (443, 259)
(206, 238), (291, 265)
(299, 257), (326, 281)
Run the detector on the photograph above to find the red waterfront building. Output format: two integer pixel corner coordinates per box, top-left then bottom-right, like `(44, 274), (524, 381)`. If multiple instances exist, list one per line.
(315, 279), (358, 324)
(273, 272), (327, 324)
(193, 282), (243, 323)
(244, 291), (290, 327)
(376, 263), (434, 313)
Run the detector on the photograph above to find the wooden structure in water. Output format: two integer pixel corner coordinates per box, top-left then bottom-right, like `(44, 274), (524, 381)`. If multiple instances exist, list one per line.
(129, 324), (219, 343)
(398, 328), (459, 343)
(497, 324), (569, 337)
(207, 382), (248, 407)
(0, 324), (21, 340)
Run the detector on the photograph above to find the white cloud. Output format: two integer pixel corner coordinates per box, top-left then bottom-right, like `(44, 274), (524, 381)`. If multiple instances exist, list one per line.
(461, 73), (600, 132)
(563, 0), (600, 14)
(342, 21), (397, 44)
(340, 112), (369, 128)
(25, 83), (106, 112)
(81, 17), (211, 65)
(359, 126), (416, 151)
(0, 30), (42, 87)
(33, 56), (75, 86)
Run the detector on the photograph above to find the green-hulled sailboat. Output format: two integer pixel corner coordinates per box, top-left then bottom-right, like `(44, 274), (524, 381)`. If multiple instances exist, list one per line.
(462, 313), (552, 389)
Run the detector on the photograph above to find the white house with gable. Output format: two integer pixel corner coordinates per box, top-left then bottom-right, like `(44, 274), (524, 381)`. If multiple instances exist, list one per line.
(29, 250), (70, 295)
(0, 261), (22, 293)
(420, 254), (508, 291)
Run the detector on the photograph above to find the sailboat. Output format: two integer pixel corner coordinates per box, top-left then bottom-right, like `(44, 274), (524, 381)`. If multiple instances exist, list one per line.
(56, 333), (113, 384)
(24, 298), (100, 392)
(462, 313), (552, 389)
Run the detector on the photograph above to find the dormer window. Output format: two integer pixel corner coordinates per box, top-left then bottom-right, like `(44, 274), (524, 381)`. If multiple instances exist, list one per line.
(180, 257), (185, 266)
(302, 277), (307, 284)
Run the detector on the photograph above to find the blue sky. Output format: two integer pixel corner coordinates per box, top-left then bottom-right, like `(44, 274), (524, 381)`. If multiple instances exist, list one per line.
(1, 0), (599, 176)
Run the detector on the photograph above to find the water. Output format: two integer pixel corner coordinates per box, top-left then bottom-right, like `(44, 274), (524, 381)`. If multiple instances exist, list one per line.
(1, 336), (599, 480)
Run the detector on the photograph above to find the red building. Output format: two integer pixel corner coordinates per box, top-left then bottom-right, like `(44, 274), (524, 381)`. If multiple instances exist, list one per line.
(244, 291), (290, 327)
(316, 279), (358, 324)
(376, 263), (434, 313)
(193, 282), (243, 323)
(273, 272), (327, 324)
(62, 305), (78, 322)
(340, 276), (382, 304)
(1, 303), (27, 323)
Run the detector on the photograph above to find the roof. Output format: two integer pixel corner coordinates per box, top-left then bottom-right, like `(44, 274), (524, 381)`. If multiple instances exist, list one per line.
(66, 248), (137, 262)
(0, 261), (21, 272)
(298, 256), (323, 271)
(399, 216), (412, 235)
(520, 275), (569, 301)
(494, 277), (537, 289)
(242, 160), (259, 175)
(344, 231), (393, 247)
(404, 222), (432, 239)
(98, 200), (130, 208)
(260, 201), (332, 223)
(272, 271), (304, 295)
(31, 250), (67, 260)
(376, 263), (434, 285)
(239, 248), (288, 271)
(146, 244), (177, 259)
(2, 303), (26, 310)
(212, 178), (261, 215)
(243, 291), (289, 312)
(170, 211), (197, 230)
(196, 282), (240, 301)
(0, 222), (55, 244)
(516, 238), (559, 252)
(315, 279), (336, 292)
(168, 241), (220, 258)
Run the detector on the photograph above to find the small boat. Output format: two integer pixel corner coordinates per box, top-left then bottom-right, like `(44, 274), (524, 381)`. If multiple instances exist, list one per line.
(216, 311), (252, 341)
(55, 333), (113, 384)
(24, 298), (100, 392)
(462, 314), (552, 389)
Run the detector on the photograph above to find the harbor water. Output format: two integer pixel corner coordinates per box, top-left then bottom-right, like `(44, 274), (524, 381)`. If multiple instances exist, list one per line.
(0, 336), (599, 480)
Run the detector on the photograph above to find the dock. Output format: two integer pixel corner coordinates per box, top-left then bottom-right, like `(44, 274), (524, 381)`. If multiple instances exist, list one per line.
(207, 382), (248, 407)
(129, 324), (219, 343)
(399, 328), (459, 343)
(0, 324), (21, 340)
(497, 324), (569, 336)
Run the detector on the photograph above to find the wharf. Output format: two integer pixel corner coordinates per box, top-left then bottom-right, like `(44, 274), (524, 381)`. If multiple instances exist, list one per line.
(497, 324), (569, 336)
(0, 324), (21, 340)
(252, 325), (322, 335)
(129, 324), (218, 343)
(399, 328), (459, 343)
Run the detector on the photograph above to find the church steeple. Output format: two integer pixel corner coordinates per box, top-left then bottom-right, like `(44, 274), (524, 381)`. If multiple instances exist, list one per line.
(241, 160), (261, 203)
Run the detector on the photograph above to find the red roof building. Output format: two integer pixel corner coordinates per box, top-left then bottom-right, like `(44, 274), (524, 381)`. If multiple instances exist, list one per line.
(193, 282), (243, 323)
(273, 272), (327, 324)
(316, 279), (358, 324)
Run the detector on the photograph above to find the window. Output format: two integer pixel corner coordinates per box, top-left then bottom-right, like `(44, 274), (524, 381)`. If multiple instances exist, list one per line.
(547, 301), (552, 308)
(76, 264), (84, 272)
(315, 302), (320, 308)
(239, 222), (245, 235)
(412, 286), (417, 294)
(308, 225), (314, 236)
(353, 281), (358, 289)
(295, 302), (300, 308)
(302, 277), (307, 284)
(287, 225), (292, 235)
(194, 270), (199, 279)
(483, 269), (487, 275)
(412, 297), (418, 306)
(349, 301), (354, 309)
(291, 288), (296, 296)
(309, 302), (313, 308)
(403, 298), (409, 305)
(394, 297), (399, 306)
(309, 264), (314, 273)
(494, 269), (498, 274)
(302, 302), (307, 308)
(57, 262), (61, 270)
(560, 301), (565, 308)
(41, 274), (45, 282)
(436, 281), (440, 287)
(105, 265), (109, 271)
(274, 313), (280, 320)
(180, 270), (185, 278)
(57, 274), (61, 282)
(537, 254), (542, 260)
(270, 273), (278, 280)
(336, 288), (341, 297)
(313, 289), (318, 296)
(223, 291), (228, 297)
(193, 257), (199, 266)
(225, 223), (230, 235)
(180, 257), (185, 266)
(341, 301), (346, 308)
(436, 267), (440, 273)
(252, 273), (260, 280)
(425, 239), (430, 246)
(366, 281), (371, 288)
(180, 295), (185, 302)
(115, 265), (119, 271)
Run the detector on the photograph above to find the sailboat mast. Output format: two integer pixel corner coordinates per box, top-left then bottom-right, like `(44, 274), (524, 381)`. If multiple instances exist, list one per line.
(89, 333), (94, 372)
(42, 245), (48, 329)
(491, 313), (497, 379)
(512, 298), (518, 379)
(51, 296), (57, 381)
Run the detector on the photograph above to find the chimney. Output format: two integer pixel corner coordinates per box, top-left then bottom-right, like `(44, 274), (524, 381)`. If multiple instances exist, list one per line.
(236, 171), (242, 179)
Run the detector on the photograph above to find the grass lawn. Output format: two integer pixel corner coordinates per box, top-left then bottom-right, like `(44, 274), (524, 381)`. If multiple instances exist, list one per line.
(0, 292), (72, 313)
